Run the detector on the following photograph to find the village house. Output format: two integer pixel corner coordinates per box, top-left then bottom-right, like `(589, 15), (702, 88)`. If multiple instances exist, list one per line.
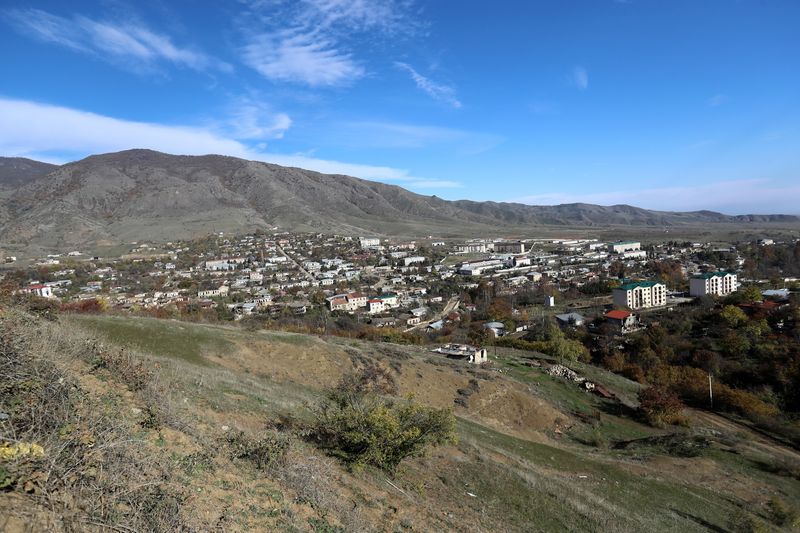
(16, 284), (54, 298)
(198, 285), (230, 298)
(368, 299), (385, 314)
(604, 310), (640, 334)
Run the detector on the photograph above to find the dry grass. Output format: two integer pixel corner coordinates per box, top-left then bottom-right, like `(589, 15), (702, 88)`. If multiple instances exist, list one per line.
(0, 309), (188, 531)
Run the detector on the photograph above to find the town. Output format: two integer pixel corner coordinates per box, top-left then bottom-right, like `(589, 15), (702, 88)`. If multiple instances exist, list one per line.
(4, 232), (797, 366)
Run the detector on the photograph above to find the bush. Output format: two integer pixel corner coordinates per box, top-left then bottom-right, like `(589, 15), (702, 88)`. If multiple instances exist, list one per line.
(226, 430), (291, 470)
(638, 385), (686, 427)
(310, 373), (456, 473)
(90, 346), (152, 391)
(767, 497), (799, 527)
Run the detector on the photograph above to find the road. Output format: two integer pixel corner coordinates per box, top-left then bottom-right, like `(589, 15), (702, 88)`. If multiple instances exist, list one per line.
(404, 296), (460, 332)
(274, 242), (314, 281)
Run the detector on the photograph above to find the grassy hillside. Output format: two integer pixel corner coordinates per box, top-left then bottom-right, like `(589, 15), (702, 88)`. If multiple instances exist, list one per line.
(2, 310), (799, 532)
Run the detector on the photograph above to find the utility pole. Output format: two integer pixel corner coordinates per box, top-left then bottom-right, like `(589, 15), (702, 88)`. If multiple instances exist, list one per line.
(708, 372), (713, 409)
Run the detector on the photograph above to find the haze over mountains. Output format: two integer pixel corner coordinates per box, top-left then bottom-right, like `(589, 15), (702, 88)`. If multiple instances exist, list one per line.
(0, 149), (797, 248)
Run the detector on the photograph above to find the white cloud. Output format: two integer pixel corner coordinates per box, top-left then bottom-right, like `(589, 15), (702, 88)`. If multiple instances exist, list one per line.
(242, 29), (364, 86)
(0, 97), (457, 191)
(571, 66), (589, 90)
(395, 62), (462, 108)
(299, 0), (419, 34)
(514, 179), (800, 215)
(239, 0), (418, 86)
(6, 8), (230, 73)
(224, 97), (293, 140)
(707, 93), (728, 107)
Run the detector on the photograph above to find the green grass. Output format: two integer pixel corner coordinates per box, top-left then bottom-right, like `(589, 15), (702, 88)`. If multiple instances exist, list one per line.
(456, 418), (768, 532)
(67, 313), (799, 531)
(69, 314), (234, 366)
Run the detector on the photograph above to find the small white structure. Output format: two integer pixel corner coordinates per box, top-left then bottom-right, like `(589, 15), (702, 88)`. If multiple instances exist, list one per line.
(17, 284), (54, 298)
(433, 344), (488, 364)
(403, 256), (426, 266)
(544, 295), (555, 307)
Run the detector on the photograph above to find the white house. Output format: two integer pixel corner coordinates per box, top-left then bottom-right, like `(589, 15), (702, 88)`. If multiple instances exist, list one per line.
(368, 299), (385, 314)
(403, 256), (426, 266)
(18, 284), (54, 298)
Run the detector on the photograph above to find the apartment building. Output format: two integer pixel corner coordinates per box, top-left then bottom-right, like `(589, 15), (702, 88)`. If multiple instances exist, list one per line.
(612, 280), (666, 309)
(689, 271), (738, 297)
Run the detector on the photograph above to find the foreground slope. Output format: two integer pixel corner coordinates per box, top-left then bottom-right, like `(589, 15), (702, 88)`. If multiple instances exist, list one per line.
(3, 309), (798, 532)
(1, 149), (797, 248)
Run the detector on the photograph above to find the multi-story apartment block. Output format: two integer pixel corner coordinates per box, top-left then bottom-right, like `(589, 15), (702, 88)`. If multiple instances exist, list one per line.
(494, 240), (526, 254)
(612, 280), (666, 309)
(689, 272), (738, 297)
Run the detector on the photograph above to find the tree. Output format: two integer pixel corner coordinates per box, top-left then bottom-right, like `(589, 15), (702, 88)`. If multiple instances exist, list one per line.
(638, 385), (686, 427)
(740, 285), (762, 304)
(720, 305), (748, 328)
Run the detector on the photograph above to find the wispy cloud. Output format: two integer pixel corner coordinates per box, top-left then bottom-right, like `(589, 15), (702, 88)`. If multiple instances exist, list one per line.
(571, 66), (589, 90)
(395, 62), (462, 108)
(5, 8), (230, 73)
(242, 29), (364, 86)
(223, 96), (292, 141)
(707, 93), (728, 107)
(239, 0), (419, 87)
(0, 97), (457, 191)
(514, 179), (800, 215)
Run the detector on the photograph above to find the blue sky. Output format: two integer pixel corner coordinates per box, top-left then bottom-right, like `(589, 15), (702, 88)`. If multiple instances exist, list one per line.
(1, 0), (799, 214)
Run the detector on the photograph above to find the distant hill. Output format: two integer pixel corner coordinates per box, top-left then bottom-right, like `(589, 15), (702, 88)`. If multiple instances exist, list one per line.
(0, 149), (797, 247)
(0, 157), (58, 188)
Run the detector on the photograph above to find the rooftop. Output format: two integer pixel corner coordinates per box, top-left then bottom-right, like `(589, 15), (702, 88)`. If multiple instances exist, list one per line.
(618, 280), (661, 290)
(691, 271), (734, 279)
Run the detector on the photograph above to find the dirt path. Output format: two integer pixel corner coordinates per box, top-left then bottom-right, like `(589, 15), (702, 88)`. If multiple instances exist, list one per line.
(691, 409), (800, 464)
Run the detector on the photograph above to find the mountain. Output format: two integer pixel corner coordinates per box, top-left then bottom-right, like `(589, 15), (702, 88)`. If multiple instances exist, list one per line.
(0, 157), (58, 188)
(0, 149), (797, 248)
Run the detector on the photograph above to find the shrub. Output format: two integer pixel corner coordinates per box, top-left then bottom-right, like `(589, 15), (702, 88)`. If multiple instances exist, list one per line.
(226, 430), (291, 470)
(767, 497), (798, 527)
(60, 298), (105, 314)
(638, 385), (686, 427)
(310, 373), (456, 473)
(90, 347), (152, 391)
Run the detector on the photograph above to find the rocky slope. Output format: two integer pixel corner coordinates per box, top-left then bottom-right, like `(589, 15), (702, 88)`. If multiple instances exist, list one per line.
(0, 149), (796, 247)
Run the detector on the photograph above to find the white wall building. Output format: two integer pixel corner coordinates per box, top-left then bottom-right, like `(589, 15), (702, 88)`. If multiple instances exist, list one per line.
(689, 272), (738, 297)
(608, 241), (641, 254)
(612, 281), (666, 309)
(359, 237), (381, 248)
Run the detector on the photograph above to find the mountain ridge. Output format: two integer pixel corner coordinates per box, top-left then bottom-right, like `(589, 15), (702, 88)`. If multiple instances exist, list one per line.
(0, 149), (797, 248)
